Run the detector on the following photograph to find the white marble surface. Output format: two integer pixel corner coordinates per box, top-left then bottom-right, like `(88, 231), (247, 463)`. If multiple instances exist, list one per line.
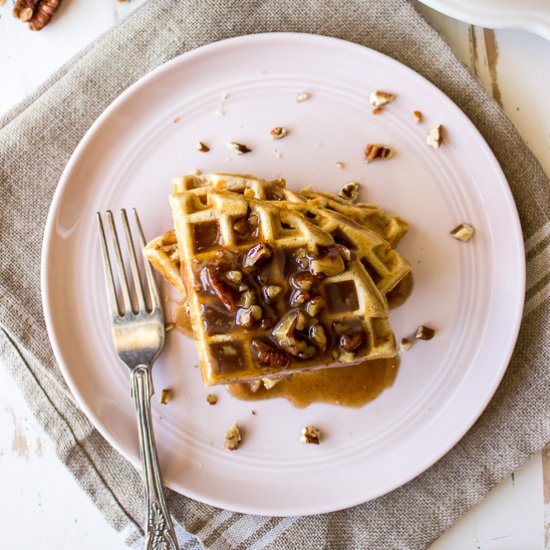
(1, 1), (549, 548)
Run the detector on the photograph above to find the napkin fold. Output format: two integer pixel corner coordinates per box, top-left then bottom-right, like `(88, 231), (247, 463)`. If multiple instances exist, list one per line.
(1, 0), (549, 548)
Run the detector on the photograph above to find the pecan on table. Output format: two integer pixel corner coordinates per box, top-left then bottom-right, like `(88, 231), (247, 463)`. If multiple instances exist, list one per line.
(13, 0), (63, 31)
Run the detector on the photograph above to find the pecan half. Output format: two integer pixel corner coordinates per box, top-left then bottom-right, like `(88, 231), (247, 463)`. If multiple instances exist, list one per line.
(14, 0), (62, 31)
(252, 339), (290, 367)
(200, 265), (240, 312)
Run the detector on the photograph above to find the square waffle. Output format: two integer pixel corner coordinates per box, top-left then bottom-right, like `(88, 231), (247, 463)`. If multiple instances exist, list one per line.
(171, 173), (411, 295)
(170, 187), (397, 386)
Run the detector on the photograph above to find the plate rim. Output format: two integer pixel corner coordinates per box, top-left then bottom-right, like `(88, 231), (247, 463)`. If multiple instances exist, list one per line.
(41, 31), (526, 516)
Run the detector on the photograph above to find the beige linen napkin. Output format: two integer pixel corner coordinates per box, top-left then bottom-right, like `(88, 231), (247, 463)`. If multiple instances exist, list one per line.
(1, 1), (549, 548)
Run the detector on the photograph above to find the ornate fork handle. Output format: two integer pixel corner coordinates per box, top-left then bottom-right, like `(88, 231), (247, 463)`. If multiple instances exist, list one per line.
(131, 365), (179, 550)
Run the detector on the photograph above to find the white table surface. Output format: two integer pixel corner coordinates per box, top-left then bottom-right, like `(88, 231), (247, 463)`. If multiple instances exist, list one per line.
(1, 1), (549, 548)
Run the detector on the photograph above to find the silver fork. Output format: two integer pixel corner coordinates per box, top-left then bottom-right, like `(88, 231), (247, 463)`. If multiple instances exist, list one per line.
(97, 209), (178, 550)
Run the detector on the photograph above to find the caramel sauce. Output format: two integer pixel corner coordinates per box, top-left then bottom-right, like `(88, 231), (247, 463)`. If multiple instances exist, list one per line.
(193, 221), (221, 252)
(387, 272), (413, 309)
(226, 358), (399, 408)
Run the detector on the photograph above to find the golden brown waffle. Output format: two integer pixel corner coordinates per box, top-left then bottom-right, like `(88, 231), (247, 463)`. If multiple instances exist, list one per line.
(147, 173), (410, 305)
(299, 188), (409, 248)
(172, 173), (409, 247)
(170, 188), (396, 386)
(144, 230), (186, 297)
(173, 174), (411, 294)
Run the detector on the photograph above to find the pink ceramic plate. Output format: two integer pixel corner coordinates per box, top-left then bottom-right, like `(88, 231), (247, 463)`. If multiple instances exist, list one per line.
(41, 33), (524, 516)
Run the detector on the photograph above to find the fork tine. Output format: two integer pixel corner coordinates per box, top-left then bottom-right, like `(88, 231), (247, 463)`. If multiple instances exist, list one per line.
(120, 209), (146, 313)
(106, 210), (133, 315)
(133, 208), (161, 311)
(97, 213), (121, 317)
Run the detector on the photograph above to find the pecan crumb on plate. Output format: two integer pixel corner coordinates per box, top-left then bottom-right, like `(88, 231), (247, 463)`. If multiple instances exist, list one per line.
(450, 223), (475, 242)
(225, 423), (242, 450)
(300, 425), (321, 445)
(160, 389), (173, 405)
(427, 124), (444, 148)
(369, 90), (395, 107)
(364, 144), (394, 163)
(415, 325), (436, 341)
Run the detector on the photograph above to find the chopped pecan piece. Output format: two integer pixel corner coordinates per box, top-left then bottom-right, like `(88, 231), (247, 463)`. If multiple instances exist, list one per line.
(236, 305), (262, 328)
(415, 325), (436, 340)
(226, 270), (243, 284)
(243, 242), (273, 269)
(252, 339), (290, 367)
(225, 423), (241, 450)
(263, 285), (282, 302)
(289, 289), (310, 306)
(450, 223), (475, 242)
(427, 124), (444, 149)
(262, 377), (282, 390)
(246, 380), (262, 393)
(413, 110), (423, 123)
(206, 393), (218, 405)
(339, 332), (363, 352)
(310, 323), (327, 351)
(364, 144), (395, 163)
(237, 289), (257, 308)
(290, 271), (315, 291)
(309, 248), (345, 277)
(399, 337), (412, 352)
(369, 90), (395, 107)
(338, 182), (361, 202)
(227, 141), (252, 154)
(270, 127), (289, 139)
(160, 389), (173, 405)
(300, 425), (321, 445)
(339, 350), (356, 363)
(233, 213), (259, 238)
(294, 247), (309, 270)
(196, 141), (210, 152)
(272, 311), (317, 359)
(306, 296), (325, 317)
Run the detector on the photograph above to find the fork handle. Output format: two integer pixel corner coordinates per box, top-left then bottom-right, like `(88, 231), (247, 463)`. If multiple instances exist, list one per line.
(131, 365), (179, 550)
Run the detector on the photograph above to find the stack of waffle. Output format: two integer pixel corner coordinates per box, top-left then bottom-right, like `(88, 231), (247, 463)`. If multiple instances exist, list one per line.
(146, 173), (411, 386)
